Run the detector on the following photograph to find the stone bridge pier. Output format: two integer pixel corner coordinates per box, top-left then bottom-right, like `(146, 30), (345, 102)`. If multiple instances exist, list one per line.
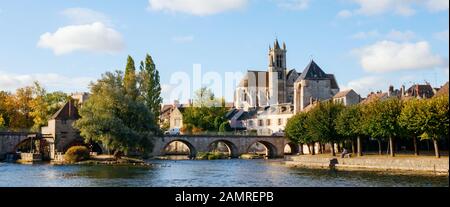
(151, 135), (297, 158)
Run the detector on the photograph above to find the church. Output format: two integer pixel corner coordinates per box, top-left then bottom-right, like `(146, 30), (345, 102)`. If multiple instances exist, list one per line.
(234, 39), (340, 113)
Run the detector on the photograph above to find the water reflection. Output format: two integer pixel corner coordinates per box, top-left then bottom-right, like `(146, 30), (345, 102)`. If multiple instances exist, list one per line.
(0, 160), (447, 187)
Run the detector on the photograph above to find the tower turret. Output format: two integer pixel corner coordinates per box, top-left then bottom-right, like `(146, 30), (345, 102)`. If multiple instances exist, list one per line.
(268, 39), (287, 105)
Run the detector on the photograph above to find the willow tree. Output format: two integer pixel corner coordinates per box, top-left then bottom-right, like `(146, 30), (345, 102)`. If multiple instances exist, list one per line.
(307, 101), (344, 156)
(336, 104), (364, 156)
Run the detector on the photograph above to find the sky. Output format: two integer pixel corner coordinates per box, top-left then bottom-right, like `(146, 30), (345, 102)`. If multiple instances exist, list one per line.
(0, 0), (448, 104)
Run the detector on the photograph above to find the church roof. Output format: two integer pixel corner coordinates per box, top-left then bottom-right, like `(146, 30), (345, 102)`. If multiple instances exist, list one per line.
(51, 100), (80, 120)
(298, 60), (328, 80)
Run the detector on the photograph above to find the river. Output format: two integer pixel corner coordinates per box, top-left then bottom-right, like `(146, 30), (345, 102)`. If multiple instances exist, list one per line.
(0, 159), (447, 187)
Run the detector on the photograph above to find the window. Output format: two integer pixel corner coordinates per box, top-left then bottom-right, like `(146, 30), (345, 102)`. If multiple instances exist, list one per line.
(61, 120), (67, 125)
(278, 71), (283, 79)
(278, 118), (283, 126)
(258, 120), (263, 127)
(248, 120), (253, 127)
(266, 119), (271, 126)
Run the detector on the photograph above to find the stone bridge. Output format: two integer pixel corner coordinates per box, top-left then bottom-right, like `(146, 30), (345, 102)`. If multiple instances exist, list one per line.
(151, 135), (300, 158)
(0, 132), (33, 159)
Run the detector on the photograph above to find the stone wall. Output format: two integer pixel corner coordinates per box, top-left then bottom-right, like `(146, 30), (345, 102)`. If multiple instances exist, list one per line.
(0, 132), (29, 159)
(285, 155), (449, 173)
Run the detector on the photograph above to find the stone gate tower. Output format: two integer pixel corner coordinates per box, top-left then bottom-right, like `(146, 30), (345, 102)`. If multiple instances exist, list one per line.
(268, 39), (287, 105)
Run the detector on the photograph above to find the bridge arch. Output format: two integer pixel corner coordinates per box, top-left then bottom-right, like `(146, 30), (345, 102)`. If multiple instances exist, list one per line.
(284, 142), (300, 155)
(207, 140), (239, 158)
(247, 140), (278, 158)
(162, 139), (197, 159)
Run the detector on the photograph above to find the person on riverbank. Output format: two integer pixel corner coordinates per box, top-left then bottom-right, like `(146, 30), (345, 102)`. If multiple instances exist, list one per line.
(341, 148), (350, 158)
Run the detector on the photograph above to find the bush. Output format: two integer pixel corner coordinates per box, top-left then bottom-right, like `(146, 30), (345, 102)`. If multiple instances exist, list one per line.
(196, 152), (228, 160)
(64, 146), (90, 163)
(219, 122), (231, 133)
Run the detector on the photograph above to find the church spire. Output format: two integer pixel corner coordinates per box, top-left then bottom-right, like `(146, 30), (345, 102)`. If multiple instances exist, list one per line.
(274, 39), (280, 49)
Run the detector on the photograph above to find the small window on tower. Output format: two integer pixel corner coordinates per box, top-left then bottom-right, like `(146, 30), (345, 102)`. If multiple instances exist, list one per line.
(278, 71), (282, 79)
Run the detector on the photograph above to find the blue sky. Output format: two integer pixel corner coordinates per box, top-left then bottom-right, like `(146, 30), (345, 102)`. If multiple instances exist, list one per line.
(0, 0), (448, 103)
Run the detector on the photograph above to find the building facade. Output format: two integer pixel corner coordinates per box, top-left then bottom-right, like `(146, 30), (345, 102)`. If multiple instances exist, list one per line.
(233, 39), (341, 134)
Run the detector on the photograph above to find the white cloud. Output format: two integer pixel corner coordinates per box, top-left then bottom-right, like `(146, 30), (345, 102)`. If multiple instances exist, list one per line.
(351, 29), (416, 41)
(340, 0), (448, 17)
(385, 30), (416, 41)
(354, 40), (445, 73)
(351, 30), (380, 39)
(337, 10), (353, 18)
(426, 0), (449, 12)
(148, 0), (248, 16)
(37, 22), (125, 55)
(172, 35), (194, 43)
(352, 0), (415, 16)
(62, 8), (111, 25)
(0, 71), (94, 93)
(434, 29), (449, 42)
(342, 76), (386, 96)
(277, 0), (310, 10)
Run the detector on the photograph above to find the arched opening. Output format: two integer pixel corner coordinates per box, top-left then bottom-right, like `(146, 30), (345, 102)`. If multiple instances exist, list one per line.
(284, 143), (300, 155)
(162, 140), (196, 160)
(247, 141), (278, 159)
(207, 140), (238, 158)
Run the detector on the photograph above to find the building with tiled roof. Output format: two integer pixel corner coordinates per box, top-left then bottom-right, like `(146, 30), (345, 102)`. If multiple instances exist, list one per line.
(435, 82), (449, 97)
(41, 100), (84, 159)
(333, 89), (361, 106)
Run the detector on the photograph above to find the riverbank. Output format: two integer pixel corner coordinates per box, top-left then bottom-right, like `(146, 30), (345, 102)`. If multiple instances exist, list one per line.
(285, 155), (449, 175)
(51, 155), (152, 167)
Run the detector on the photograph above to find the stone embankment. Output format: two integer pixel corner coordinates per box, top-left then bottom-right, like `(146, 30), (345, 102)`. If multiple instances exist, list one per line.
(285, 155), (449, 174)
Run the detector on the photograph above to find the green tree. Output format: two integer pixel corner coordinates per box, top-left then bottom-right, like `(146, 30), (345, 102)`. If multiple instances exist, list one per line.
(285, 112), (314, 154)
(74, 71), (157, 157)
(123, 56), (138, 100)
(399, 99), (424, 156)
(307, 101), (344, 156)
(336, 104), (364, 156)
(182, 88), (227, 133)
(419, 96), (449, 158)
(139, 54), (162, 126)
(219, 122), (231, 133)
(364, 98), (403, 157)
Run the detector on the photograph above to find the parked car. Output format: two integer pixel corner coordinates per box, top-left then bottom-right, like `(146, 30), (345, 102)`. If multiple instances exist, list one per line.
(272, 130), (285, 136)
(164, 128), (181, 136)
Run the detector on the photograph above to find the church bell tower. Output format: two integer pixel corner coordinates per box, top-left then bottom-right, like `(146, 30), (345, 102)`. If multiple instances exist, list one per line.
(268, 39), (287, 105)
